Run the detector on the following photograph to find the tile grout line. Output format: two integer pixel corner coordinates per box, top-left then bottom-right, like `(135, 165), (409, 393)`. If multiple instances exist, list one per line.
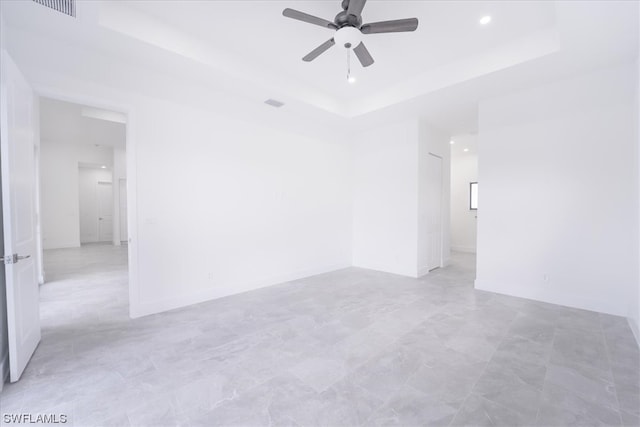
(21, 248), (640, 426)
(447, 301), (520, 426)
(533, 324), (558, 425)
(598, 315), (625, 425)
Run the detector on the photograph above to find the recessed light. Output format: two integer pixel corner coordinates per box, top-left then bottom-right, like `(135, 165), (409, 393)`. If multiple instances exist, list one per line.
(479, 15), (492, 25)
(101, 165), (107, 169)
(463, 148), (469, 152)
(450, 140), (455, 145)
(348, 76), (357, 84)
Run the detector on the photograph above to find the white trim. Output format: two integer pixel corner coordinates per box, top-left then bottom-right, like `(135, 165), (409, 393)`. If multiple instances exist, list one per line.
(635, 56), (640, 350)
(451, 246), (477, 253)
(33, 101), (45, 287)
(42, 241), (81, 251)
(31, 86), (140, 319)
(352, 262), (419, 279)
(134, 262), (352, 318)
(475, 278), (626, 317)
(442, 255), (451, 267)
(0, 348), (8, 392)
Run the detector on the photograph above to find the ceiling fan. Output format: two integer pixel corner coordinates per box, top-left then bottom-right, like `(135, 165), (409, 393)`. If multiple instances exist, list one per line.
(283, 0), (419, 68)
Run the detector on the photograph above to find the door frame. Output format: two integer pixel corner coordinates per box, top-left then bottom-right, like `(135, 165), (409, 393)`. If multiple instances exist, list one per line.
(427, 152), (444, 272)
(32, 86), (140, 318)
(34, 124), (44, 285)
(118, 178), (128, 244)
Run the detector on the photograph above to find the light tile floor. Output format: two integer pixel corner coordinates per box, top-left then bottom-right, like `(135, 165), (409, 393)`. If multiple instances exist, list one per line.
(1, 245), (638, 426)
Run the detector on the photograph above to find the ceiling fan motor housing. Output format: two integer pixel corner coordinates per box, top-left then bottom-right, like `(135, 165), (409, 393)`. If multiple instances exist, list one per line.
(334, 10), (362, 28)
(334, 26), (363, 49)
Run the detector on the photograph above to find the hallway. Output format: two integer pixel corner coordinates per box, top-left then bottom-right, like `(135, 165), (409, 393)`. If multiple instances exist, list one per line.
(40, 244), (129, 332)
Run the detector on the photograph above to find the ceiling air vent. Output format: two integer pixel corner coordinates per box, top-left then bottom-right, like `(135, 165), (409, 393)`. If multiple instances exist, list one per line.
(32, 0), (76, 17)
(264, 99), (285, 108)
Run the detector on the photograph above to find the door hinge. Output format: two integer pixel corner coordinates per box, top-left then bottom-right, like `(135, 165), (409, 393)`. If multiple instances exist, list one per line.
(2, 254), (31, 264)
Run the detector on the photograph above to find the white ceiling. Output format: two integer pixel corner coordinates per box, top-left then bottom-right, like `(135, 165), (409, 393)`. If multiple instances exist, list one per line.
(450, 133), (478, 158)
(122, 1), (556, 101)
(40, 98), (127, 148)
(2, 0), (638, 135)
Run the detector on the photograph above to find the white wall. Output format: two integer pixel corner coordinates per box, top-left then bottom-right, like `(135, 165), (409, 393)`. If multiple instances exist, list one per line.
(352, 120), (450, 278)
(476, 63), (639, 317)
(133, 100), (352, 315)
(78, 168), (113, 243)
(352, 121), (419, 277)
(40, 141), (112, 249)
(450, 135), (478, 253)
(7, 32), (354, 317)
(40, 143), (80, 249)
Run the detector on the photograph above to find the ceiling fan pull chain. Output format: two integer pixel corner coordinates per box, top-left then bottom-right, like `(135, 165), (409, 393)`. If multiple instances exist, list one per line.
(347, 48), (351, 81)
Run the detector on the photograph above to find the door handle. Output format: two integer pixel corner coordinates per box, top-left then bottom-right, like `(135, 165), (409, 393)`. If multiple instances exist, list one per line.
(2, 254), (30, 264)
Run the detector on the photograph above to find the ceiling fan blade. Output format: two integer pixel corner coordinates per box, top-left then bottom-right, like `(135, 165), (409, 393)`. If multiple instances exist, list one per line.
(347, 0), (367, 17)
(353, 42), (374, 67)
(283, 8), (337, 29)
(303, 38), (336, 62)
(361, 18), (419, 34)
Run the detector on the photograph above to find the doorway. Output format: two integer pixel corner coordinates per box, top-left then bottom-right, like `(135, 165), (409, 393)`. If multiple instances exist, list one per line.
(97, 182), (113, 242)
(39, 95), (128, 247)
(79, 168), (115, 244)
(449, 134), (478, 254)
(37, 97), (130, 359)
(1, 52), (137, 384)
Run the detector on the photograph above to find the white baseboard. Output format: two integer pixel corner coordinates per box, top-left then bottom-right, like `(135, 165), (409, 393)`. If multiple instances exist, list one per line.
(42, 241), (80, 250)
(131, 262), (352, 318)
(451, 246), (476, 253)
(0, 350), (8, 392)
(474, 278), (626, 317)
(351, 261), (419, 279)
(417, 266), (430, 277)
(417, 256), (451, 277)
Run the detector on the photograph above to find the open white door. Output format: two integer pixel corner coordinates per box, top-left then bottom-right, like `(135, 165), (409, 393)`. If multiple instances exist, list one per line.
(0, 51), (41, 382)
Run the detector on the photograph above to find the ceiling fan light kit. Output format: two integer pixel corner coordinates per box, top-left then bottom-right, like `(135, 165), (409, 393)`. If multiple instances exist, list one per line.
(334, 26), (362, 49)
(283, 0), (419, 81)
